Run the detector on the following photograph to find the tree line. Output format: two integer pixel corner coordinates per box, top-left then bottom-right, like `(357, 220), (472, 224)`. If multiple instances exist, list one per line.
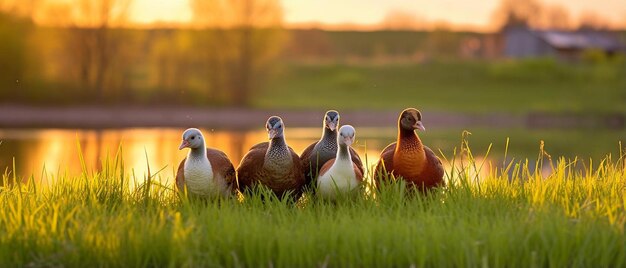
(0, 0), (284, 106)
(0, 0), (619, 106)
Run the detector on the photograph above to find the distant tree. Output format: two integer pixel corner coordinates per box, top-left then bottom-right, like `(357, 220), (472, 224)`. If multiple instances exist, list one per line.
(578, 11), (612, 30)
(149, 29), (195, 104)
(0, 0), (40, 18)
(190, 0), (284, 106)
(379, 10), (426, 31)
(0, 0), (38, 101)
(492, 0), (542, 30)
(493, 0), (578, 30)
(191, 0), (282, 28)
(425, 24), (462, 59)
(36, 1), (75, 26)
(539, 4), (571, 30)
(64, 0), (133, 101)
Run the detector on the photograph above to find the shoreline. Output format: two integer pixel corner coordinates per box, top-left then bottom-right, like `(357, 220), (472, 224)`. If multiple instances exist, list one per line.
(0, 105), (623, 129)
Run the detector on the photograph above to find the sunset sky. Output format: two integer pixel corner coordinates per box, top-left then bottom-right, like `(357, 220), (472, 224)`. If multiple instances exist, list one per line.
(116, 0), (625, 30)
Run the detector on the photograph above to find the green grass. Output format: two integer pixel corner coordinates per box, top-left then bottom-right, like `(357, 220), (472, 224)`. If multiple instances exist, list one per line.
(1, 143), (625, 267)
(257, 59), (626, 113)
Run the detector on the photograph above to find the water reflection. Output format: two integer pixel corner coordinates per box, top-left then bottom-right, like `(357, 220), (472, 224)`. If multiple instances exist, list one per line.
(0, 128), (386, 185)
(0, 127), (624, 186)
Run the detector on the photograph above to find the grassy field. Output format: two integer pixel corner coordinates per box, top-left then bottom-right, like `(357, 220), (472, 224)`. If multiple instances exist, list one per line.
(1, 143), (625, 267)
(257, 59), (626, 113)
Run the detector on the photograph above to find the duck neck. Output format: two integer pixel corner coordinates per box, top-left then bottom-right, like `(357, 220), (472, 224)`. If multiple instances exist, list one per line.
(394, 128), (426, 174)
(396, 128), (424, 151)
(337, 143), (351, 161)
(188, 143), (208, 160)
(320, 127), (337, 148)
(268, 136), (288, 152)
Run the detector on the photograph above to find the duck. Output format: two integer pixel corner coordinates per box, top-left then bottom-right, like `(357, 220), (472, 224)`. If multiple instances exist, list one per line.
(176, 128), (236, 198)
(374, 108), (444, 191)
(236, 116), (305, 199)
(316, 125), (364, 199)
(300, 110), (363, 188)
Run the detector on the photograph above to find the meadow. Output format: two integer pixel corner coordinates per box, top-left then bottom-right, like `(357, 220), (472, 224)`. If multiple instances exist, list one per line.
(1, 142), (625, 267)
(258, 59), (626, 113)
(2, 5), (625, 267)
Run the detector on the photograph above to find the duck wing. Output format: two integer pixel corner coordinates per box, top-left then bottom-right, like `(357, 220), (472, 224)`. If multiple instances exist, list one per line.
(348, 147), (364, 176)
(299, 141), (319, 184)
(206, 148), (237, 191)
(421, 145), (445, 187)
(353, 161), (364, 182)
(175, 159), (185, 190)
(317, 158), (335, 178)
(236, 142), (269, 192)
(285, 146), (306, 198)
(374, 142), (396, 185)
(249, 142), (268, 151)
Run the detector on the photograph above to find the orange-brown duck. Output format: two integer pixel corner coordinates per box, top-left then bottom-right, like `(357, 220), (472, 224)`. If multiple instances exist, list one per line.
(237, 116), (306, 199)
(176, 128), (237, 198)
(374, 108), (444, 191)
(300, 110), (363, 188)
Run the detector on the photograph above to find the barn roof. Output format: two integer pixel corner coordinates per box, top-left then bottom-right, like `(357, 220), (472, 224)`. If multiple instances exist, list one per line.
(535, 30), (622, 51)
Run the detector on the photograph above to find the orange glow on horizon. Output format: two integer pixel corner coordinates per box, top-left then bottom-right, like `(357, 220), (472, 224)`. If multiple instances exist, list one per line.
(21, 0), (626, 31)
(131, 0), (192, 25)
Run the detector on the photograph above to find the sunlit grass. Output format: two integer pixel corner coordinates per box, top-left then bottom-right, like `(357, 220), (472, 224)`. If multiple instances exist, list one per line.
(0, 139), (625, 267)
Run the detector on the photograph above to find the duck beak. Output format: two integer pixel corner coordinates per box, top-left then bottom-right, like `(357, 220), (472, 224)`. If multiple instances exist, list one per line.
(179, 140), (190, 150)
(343, 136), (353, 146)
(268, 129), (278, 139)
(327, 122), (337, 131)
(414, 121), (426, 131)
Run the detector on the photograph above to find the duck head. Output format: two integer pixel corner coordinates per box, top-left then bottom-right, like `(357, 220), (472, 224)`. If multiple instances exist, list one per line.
(338, 125), (356, 147)
(266, 116), (285, 140)
(399, 108), (425, 132)
(324, 110), (340, 131)
(179, 128), (205, 150)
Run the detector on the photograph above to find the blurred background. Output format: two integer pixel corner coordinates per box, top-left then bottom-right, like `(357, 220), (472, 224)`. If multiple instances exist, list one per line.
(0, 0), (625, 181)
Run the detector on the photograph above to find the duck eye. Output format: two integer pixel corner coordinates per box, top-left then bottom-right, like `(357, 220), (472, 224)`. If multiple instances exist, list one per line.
(191, 136), (195, 140)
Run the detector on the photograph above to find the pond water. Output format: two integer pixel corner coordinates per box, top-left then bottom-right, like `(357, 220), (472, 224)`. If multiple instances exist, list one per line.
(0, 127), (624, 185)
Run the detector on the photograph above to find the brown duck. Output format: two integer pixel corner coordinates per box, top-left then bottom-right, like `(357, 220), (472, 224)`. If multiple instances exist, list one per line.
(176, 128), (237, 198)
(374, 108), (444, 191)
(237, 116), (305, 199)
